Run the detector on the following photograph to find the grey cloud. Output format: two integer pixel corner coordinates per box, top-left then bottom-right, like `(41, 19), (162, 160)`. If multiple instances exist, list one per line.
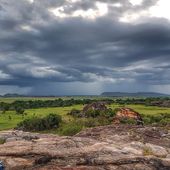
(0, 0), (170, 94)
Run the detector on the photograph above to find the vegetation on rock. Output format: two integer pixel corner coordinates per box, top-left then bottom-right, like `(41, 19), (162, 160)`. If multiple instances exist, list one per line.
(0, 138), (5, 145)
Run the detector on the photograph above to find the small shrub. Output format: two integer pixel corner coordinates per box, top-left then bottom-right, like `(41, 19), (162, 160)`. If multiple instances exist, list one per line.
(143, 116), (151, 125)
(8, 115), (12, 120)
(97, 116), (112, 126)
(143, 146), (153, 156)
(149, 115), (163, 123)
(68, 109), (81, 117)
(83, 118), (99, 127)
(85, 109), (100, 118)
(15, 107), (25, 114)
(107, 108), (116, 117)
(0, 138), (6, 145)
(160, 118), (170, 125)
(120, 118), (136, 125)
(61, 122), (83, 136)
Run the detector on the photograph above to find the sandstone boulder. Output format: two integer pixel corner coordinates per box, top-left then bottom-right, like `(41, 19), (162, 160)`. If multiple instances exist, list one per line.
(113, 108), (143, 125)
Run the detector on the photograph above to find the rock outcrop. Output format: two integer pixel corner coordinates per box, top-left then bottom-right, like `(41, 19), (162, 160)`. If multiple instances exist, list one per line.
(114, 108), (143, 125)
(82, 102), (108, 113)
(0, 125), (170, 169)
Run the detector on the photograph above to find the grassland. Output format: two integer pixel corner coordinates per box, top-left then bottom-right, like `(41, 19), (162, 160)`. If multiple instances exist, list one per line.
(0, 104), (84, 131)
(0, 99), (170, 131)
(109, 104), (170, 116)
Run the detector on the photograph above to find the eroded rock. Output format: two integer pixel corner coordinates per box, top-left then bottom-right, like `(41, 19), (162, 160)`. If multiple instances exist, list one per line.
(0, 125), (169, 170)
(113, 108), (143, 125)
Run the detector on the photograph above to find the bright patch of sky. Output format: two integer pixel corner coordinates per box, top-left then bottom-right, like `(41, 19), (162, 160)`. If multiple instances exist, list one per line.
(26, 0), (34, 3)
(120, 0), (170, 22)
(129, 0), (143, 6)
(149, 0), (170, 20)
(49, 2), (108, 19)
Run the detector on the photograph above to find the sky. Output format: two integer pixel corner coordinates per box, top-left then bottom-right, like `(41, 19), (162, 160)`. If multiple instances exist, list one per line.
(0, 0), (170, 95)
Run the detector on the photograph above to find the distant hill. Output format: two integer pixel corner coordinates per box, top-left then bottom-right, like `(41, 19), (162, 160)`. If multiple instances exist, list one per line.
(101, 92), (170, 97)
(3, 93), (24, 97)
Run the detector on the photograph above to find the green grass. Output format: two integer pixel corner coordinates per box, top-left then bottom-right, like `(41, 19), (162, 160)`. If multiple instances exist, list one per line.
(0, 103), (170, 131)
(0, 104), (83, 130)
(109, 104), (170, 116)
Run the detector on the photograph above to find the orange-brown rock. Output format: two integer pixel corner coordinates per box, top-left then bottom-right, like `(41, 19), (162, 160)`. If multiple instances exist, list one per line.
(114, 108), (143, 125)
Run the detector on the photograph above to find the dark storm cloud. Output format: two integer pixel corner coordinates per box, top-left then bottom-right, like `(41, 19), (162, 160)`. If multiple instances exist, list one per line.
(0, 0), (170, 94)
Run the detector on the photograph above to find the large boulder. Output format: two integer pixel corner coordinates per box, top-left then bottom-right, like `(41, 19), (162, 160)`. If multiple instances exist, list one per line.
(82, 102), (108, 113)
(113, 108), (143, 125)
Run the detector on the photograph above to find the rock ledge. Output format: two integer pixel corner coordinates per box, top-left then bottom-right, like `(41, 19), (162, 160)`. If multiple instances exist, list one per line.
(0, 125), (170, 170)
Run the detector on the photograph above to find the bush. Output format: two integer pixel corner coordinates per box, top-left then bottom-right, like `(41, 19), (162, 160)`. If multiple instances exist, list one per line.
(160, 118), (170, 125)
(101, 108), (116, 118)
(83, 118), (99, 127)
(120, 118), (136, 125)
(17, 113), (62, 131)
(59, 114), (114, 136)
(142, 116), (151, 125)
(61, 122), (83, 136)
(142, 113), (170, 125)
(84, 109), (116, 118)
(0, 138), (6, 145)
(15, 107), (25, 114)
(85, 109), (100, 118)
(97, 116), (112, 126)
(44, 113), (62, 129)
(68, 108), (81, 117)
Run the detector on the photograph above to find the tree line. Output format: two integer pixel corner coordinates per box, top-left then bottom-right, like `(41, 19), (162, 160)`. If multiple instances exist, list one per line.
(0, 97), (170, 113)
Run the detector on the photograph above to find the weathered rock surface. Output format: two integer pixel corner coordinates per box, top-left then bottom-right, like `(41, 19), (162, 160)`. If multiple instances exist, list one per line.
(0, 125), (170, 170)
(113, 108), (143, 125)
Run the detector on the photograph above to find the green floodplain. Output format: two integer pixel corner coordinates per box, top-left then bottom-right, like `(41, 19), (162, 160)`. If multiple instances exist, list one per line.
(0, 97), (170, 134)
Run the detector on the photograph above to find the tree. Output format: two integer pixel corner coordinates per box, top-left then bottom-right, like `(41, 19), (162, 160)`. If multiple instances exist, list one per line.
(15, 107), (25, 114)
